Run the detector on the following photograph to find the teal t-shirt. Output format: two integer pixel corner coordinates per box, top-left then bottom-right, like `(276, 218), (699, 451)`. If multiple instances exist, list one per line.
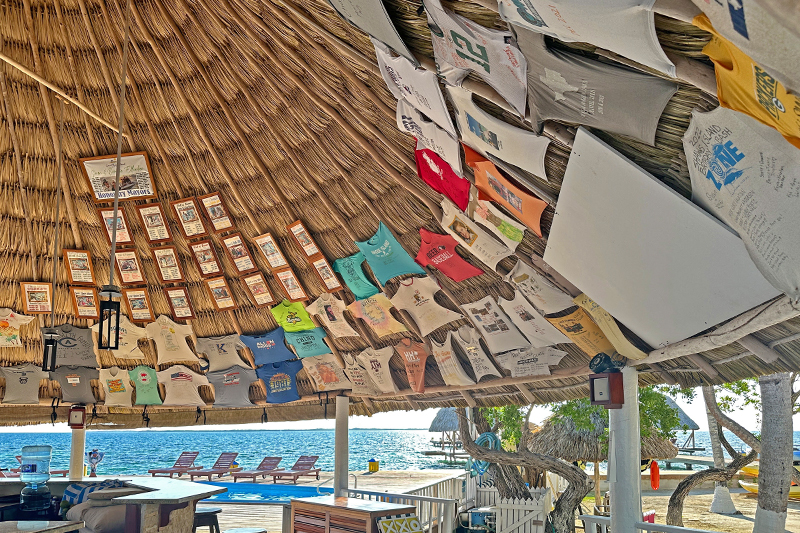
(356, 222), (425, 285)
(285, 328), (332, 358)
(128, 365), (162, 406)
(333, 252), (380, 300)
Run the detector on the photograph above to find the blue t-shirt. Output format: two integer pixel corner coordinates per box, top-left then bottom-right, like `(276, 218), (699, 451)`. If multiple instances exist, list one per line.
(285, 328), (332, 358)
(333, 252), (379, 300)
(256, 360), (303, 403)
(356, 222), (425, 285)
(240, 329), (296, 366)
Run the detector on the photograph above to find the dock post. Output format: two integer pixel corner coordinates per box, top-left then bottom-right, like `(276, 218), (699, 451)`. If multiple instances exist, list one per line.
(334, 395), (349, 497)
(609, 367), (642, 533)
(69, 427), (86, 480)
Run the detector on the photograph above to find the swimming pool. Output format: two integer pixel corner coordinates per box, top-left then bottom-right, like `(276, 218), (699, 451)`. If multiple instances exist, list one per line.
(200, 482), (334, 503)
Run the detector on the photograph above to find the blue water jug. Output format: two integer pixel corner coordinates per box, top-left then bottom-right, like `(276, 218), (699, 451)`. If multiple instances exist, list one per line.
(20, 445), (52, 484)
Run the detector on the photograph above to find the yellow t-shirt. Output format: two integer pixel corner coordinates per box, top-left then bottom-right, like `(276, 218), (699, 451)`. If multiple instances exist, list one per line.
(694, 14), (800, 149)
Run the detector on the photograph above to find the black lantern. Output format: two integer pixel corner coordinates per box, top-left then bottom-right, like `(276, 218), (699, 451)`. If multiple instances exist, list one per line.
(98, 285), (122, 350)
(41, 327), (59, 372)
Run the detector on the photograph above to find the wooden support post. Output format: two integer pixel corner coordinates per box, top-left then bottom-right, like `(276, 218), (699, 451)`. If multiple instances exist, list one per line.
(69, 428), (86, 480)
(334, 395), (349, 497)
(608, 367), (642, 533)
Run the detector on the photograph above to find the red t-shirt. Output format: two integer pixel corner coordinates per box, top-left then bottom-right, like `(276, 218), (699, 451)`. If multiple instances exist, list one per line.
(414, 145), (470, 211)
(415, 228), (484, 282)
(395, 338), (429, 393)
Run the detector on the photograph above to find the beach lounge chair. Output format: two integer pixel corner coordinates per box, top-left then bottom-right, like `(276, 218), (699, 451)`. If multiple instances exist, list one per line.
(148, 451), (202, 478)
(271, 456), (321, 484)
(189, 453), (242, 481)
(231, 457), (284, 483)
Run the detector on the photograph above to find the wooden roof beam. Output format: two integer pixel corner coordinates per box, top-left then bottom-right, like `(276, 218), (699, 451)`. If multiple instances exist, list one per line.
(737, 334), (788, 366)
(687, 354), (718, 378)
(460, 390), (477, 407)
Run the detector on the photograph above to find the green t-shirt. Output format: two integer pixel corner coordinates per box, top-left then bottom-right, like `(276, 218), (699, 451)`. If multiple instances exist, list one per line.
(128, 365), (163, 406)
(270, 300), (315, 332)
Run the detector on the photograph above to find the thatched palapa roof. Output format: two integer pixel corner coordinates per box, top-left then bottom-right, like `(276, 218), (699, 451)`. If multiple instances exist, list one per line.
(429, 407), (458, 432)
(664, 397), (700, 431)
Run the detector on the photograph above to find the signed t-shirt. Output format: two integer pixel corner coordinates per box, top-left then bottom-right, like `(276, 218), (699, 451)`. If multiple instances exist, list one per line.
(415, 145), (471, 211)
(348, 294), (408, 337)
(394, 338), (429, 393)
(51, 366), (99, 404)
(145, 316), (198, 365)
(341, 352), (380, 395)
(355, 347), (397, 393)
(256, 360), (303, 404)
(504, 259), (574, 315)
(195, 335), (247, 372)
(415, 228), (484, 282)
(306, 294), (359, 338)
(441, 200), (513, 270)
(460, 296), (530, 354)
(99, 367), (132, 407)
(498, 292), (570, 347)
(47, 324), (96, 367)
(129, 365), (162, 405)
(333, 252), (380, 300)
(390, 276), (463, 337)
(301, 354), (351, 392)
(356, 222), (426, 285)
(0, 364), (48, 404)
(207, 365), (257, 408)
(240, 329), (296, 366)
(270, 300), (315, 332)
(157, 365), (209, 407)
(430, 332), (475, 386)
(91, 316), (147, 360)
(451, 326), (501, 381)
(0, 309), (34, 347)
(285, 328), (332, 358)
(397, 99), (462, 175)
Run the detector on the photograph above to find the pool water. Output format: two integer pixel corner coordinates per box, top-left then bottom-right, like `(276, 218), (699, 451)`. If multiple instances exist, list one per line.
(200, 482), (334, 503)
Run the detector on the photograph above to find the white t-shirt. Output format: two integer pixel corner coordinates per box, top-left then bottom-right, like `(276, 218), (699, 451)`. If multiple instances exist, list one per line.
(441, 200), (513, 270)
(157, 365), (209, 407)
(429, 332), (475, 386)
(472, 199), (527, 251)
(99, 367), (133, 407)
(0, 364), (48, 404)
(504, 259), (574, 315)
(341, 352), (381, 395)
(146, 316), (198, 365)
(0, 309), (34, 347)
(447, 86), (549, 180)
(91, 316), (148, 360)
(194, 334), (247, 372)
(494, 347), (567, 377)
(355, 347), (397, 393)
(327, 0), (416, 64)
(451, 325), (501, 381)
(460, 296), (530, 354)
(390, 276), (463, 337)
(397, 100), (462, 175)
(498, 292), (571, 347)
(306, 294), (359, 339)
(374, 39), (456, 137)
(301, 354), (352, 392)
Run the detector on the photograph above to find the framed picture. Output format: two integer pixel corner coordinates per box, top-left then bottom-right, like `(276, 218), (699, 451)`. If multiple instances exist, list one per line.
(198, 192), (234, 233)
(20, 282), (53, 314)
(274, 267), (307, 302)
(242, 272), (276, 308)
(63, 249), (96, 285)
(136, 203), (172, 244)
(204, 276), (237, 311)
(310, 254), (342, 292)
(123, 288), (154, 323)
(114, 250), (145, 285)
(189, 240), (222, 278)
(221, 232), (257, 274)
(79, 151), (157, 203)
(163, 286), (195, 320)
(287, 220), (320, 257)
(97, 207), (133, 245)
(253, 233), (288, 269)
(150, 246), (184, 283)
(70, 287), (100, 319)
(170, 197), (207, 238)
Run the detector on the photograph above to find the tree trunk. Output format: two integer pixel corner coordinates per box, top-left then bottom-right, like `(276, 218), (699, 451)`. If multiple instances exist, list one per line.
(703, 385), (738, 514)
(470, 408), (531, 500)
(754, 372), (793, 533)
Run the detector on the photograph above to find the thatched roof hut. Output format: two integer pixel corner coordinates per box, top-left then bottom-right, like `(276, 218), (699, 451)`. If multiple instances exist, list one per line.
(664, 397), (700, 431)
(429, 407), (458, 433)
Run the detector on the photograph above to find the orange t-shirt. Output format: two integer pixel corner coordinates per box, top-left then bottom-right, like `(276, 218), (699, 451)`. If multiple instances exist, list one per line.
(695, 14), (800, 149)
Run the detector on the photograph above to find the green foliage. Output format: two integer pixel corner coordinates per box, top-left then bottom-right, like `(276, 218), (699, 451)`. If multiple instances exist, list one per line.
(654, 384), (696, 402)
(715, 374), (800, 421)
(481, 405), (526, 451)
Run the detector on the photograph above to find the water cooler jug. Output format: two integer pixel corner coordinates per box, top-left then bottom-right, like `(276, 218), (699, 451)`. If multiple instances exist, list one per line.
(19, 445), (52, 511)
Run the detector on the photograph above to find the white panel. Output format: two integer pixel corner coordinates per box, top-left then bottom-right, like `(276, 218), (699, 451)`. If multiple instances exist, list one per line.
(543, 128), (779, 347)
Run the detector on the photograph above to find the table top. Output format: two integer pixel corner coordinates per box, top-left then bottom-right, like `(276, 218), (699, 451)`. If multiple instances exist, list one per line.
(0, 521), (83, 533)
(292, 496), (416, 513)
(111, 477), (226, 504)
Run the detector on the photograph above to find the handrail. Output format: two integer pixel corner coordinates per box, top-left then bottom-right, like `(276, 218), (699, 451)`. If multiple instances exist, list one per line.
(405, 472), (467, 495)
(578, 515), (717, 533)
(348, 488), (458, 533)
(349, 488), (458, 505)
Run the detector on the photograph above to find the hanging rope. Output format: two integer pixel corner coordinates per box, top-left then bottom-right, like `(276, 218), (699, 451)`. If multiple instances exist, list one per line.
(261, 407), (268, 424)
(50, 97), (63, 330)
(470, 432), (502, 476)
(141, 405), (150, 428)
(50, 397), (60, 425)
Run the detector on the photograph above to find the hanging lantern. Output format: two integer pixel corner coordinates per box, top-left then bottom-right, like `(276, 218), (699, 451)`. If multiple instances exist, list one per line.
(98, 285), (122, 350)
(41, 327), (59, 372)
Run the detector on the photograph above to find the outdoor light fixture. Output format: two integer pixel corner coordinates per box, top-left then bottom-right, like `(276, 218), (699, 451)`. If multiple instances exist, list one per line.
(41, 327), (59, 372)
(97, 285), (122, 350)
(588, 352), (626, 409)
(68, 405), (87, 429)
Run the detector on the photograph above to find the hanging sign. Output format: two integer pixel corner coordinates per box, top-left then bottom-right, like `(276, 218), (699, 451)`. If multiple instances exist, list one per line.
(221, 232), (258, 274)
(494, 346), (567, 377)
(136, 203), (172, 244)
(63, 249), (96, 285)
(310, 255), (343, 292)
(198, 192), (234, 233)
(171, 197), (208, 238)
(274, 268), (308, 302)
(287, 220), (320, 258)
(163, 287), (195, 320)
(253, 233), (289, 270)
(97, 207), (133, 245)
(79, 151), (157, 203)
(151, 246), (185, 283)
(123, 288), (155, 323)
(189, 240), (223, 277)
(115, 250), (145, 285)
(242, 272), (276, 308)
(20, 282), (53, 314)
(71, 287), (100, 320)
(205, 277), (237, 311)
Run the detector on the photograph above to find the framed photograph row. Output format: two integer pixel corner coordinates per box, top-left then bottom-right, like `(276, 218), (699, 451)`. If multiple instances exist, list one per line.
(285, 219), (342, 293)
(79, 151), (157, 204)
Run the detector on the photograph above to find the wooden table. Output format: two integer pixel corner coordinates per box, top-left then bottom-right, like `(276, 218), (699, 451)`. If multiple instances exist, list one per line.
(0, 522), (83, 533)
(291, 496), (415, 533)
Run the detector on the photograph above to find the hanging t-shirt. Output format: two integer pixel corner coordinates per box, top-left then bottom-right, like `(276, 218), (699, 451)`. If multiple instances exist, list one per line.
(441, 200), (513, 270)
(424, 0), (528, 115)
(207, 365), (257, 408)
(156, 365), (209, 407)
(129, 365), (162, 405)
(195, 335), (247, 372)
(51, 366), (98, 404)
(498, 292), (571, 348)
(348, 294), (408, 337)
(447, 85), (550, 180)
(340, 352), (380, 395)
(546, 307), (616, 357)
(327, 0), (416, 64)
(356, 223), (426, 285)
(374, 39), (456, 136)
(694, 15), (800, 150)
(145, 316), (198, 365)
(683, 106), (800, 300)
(460, 296), (530, 354)
(355, 346), (397, 393)
(451, 325), (501, 381)
(306, 294), (359, 339)
(573, 293), (647, 360)
(390, 276), (463, 337)
(270, 300), (315, 332)
(98, 367), (132, 407)
(301, 354), (351, 392)
(285, 328), (332, 358)
(494, 346), (567, 377)
(505, 259), (574, 315)
(514, 27), (677, 146)
(415, 145), (471, 211)
(397, 100), (462, 175)
(91, 316), (147, 360)
(47, 324), (96, 367)
(240, 329), (296, 366)
(498, 0), (674, 76)
(0, 364), (48, 404)
(0, 309), (34, 347)
(333, 253), (380, 300)
(256, 359), (303, 403)
(472, 200), (526, 251)
(429, 332), (475, 386)
(415, 228), (484, 282)
(394, 338), (429, 393)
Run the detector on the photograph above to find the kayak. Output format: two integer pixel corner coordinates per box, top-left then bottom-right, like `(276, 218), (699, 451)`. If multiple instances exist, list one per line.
(739, 480), (800, 498)
(739, 462), (800, 478)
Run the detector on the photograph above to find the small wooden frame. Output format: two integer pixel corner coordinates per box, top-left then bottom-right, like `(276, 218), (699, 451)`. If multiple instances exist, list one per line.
(589, 372), (624, 409)
(151, 246), (185, 283)
(189, 240), (223, 278)
(221, 232), (258, 274)
(198, 192), (234, 233)
(63, 249), (96, 285)
(242, 272), (276, 308)
(20, 282), (53, 314)
(310, 254), (342, 292)
(70, 287), (100, 319)
(136, 202), (172, 244)
(123, 288), (155, 323)
(114, 250), (145, 285)
(79, 151), (157, 203)
(170, 197), (208, 239)
(253, 233), (288, 270)
(287, 220), (320, 258)
(163, 286), (195, 320)
(273, 267), (307, 302)
(97, 207), (133, 245)
(205, 276), (237, 311)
